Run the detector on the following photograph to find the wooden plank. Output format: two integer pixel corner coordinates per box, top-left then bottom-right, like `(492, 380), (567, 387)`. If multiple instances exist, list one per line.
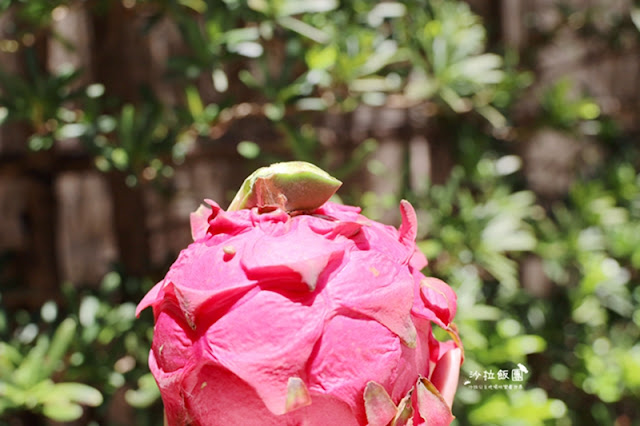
(55, 171), (118, 285)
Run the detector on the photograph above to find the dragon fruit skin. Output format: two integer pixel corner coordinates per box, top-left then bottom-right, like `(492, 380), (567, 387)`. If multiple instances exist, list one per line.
(137, 197), (462, 425)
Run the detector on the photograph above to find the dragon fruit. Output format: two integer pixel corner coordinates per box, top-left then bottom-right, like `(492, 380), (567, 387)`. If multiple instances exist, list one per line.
(137, 161), (462, 425)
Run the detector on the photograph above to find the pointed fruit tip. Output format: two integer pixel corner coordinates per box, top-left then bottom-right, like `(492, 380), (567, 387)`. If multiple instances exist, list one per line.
(228, 161), (341, 213)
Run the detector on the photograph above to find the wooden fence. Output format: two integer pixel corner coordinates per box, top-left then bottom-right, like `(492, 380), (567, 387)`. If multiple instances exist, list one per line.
(1, 0), (639, 310)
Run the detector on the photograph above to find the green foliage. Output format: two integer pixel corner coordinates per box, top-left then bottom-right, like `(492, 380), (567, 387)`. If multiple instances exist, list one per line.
(352, 92), (639, 423)
(534, 160), (640, 416)
(0, 272), (162, 424)
(402, 123), (638, 425)
(1, 0), (640, 424)
(0, 48), (83, 151)
(468, 388), (566, 426)
(400, 0), (506, 122)
(540, 77), (601, 130)
(86, 99), (182, 186)
(0, 0), (511, 187)
(404, 163), (568, 425)
(0, 318), (103, 421)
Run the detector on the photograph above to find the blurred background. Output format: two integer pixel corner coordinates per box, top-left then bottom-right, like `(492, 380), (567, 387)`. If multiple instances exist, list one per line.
(0, 0), (639, 424)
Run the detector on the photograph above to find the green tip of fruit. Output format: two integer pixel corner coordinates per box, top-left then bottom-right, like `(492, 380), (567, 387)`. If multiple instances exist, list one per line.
(227, 161), (342, 213)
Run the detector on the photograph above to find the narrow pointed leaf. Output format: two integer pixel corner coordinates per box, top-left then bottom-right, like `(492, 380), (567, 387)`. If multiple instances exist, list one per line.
(43, 318), (76, 377)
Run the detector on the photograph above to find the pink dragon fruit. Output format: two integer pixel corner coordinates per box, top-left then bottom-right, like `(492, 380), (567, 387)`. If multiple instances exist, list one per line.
(137, 161), (462, 425)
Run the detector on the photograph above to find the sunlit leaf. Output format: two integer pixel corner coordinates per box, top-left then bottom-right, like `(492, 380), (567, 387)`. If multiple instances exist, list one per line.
(278, 16), (329, 43)
(43, 318), (76, 377)
(42, 401), (83, 422)
(278, 0), (338, 16)
(125, 373), (161, 408)
(50, 383), (103, 407)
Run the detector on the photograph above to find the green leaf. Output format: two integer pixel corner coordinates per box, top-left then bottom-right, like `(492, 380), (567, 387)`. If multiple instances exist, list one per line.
(482, 219), (536, 252)
(278, 0), (338, 16)
(185, 85), (204, 118)
(358, 40), (399, 77)
(42, 401), (84, 422)
(224, 27), (260, 45)
(125, 373), (160, 408)
(476, 105), (507, 129)
(43, 318), (76, 378)
(238, 70), (261, 88)
(0, 381), (27, 407)
(13, 335), (49, 387)
(505, 335), (547, 357)
(49, 383), (103, 407)
(439, 86), (470, 113)
(278, 16), (329, 44)
(449, 53), (504, 85)
(247, 0), (269, 14)
(405, 70), (438, 101)
(0, 342), (23, 373)
(464, 305), (502, 321)
(368, 2), (406, 26)
(178, 0), (207, 13)
(306, 45), (338, 70)
(27, 379), (56, 404)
